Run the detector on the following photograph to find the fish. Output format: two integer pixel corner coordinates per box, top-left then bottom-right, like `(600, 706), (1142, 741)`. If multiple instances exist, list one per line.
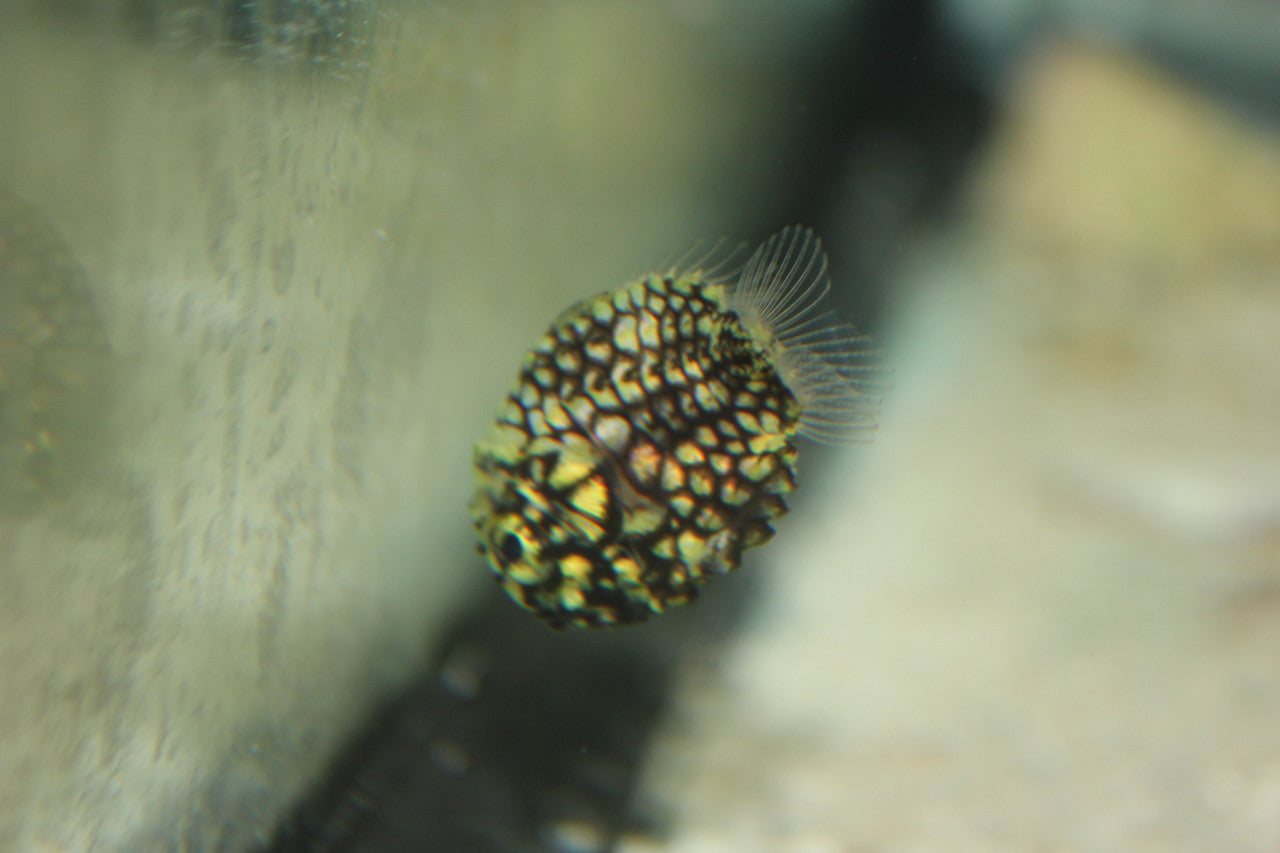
(470, 225), (885, 628)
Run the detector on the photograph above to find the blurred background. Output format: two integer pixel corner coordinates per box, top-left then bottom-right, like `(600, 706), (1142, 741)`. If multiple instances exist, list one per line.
(1, 0), (1278, 850)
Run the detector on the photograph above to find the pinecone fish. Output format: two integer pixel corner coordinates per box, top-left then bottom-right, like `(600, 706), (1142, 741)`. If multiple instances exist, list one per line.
(471, 226), (884, 628)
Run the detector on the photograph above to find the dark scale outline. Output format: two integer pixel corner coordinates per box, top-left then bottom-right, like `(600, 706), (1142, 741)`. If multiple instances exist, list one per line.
(473, 273), (803, 629)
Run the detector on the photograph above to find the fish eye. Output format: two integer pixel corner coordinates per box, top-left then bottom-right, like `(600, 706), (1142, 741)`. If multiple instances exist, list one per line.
(499, 532), (524, 563)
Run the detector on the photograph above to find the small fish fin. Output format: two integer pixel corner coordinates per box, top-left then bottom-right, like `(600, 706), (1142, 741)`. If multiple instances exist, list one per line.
(729, 225), (890, 444)
(654, 234), (750, 285)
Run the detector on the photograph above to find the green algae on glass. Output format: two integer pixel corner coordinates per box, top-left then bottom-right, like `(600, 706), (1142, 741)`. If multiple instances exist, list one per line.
(472, 226), (886, 629)
(120, 0), (374, 66)
(0, 187), (110, 513)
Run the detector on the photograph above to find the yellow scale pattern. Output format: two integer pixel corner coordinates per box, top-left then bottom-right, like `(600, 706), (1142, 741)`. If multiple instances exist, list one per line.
(472, 272), (800, 628)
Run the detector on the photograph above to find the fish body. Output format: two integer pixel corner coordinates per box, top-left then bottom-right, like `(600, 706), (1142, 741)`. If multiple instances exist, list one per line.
(471, 227), (881, 628)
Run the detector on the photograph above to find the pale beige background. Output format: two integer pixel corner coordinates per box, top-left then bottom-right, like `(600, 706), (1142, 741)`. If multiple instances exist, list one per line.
(632, 42), (1280, 853)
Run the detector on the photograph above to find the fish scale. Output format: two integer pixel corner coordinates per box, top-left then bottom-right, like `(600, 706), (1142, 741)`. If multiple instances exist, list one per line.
(472, 226), (883, 629)
(474, 273), (799, 628)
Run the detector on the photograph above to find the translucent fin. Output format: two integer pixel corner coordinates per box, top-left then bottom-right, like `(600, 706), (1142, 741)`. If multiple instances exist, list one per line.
(658, 235), (750, 285)
(728, 226), (888, 443)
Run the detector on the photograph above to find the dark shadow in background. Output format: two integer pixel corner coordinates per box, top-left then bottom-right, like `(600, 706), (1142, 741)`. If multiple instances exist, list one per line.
(270, 585), (696, 852)
(270, 571), (756, 852)
(750, 0), (992, 328)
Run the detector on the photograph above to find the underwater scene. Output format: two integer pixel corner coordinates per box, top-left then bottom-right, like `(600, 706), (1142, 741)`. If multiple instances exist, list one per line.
(1, 1), (1279, 850)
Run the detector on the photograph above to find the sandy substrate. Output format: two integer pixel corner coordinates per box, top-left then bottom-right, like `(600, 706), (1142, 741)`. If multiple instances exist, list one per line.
(631, 42), (1280, 853)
